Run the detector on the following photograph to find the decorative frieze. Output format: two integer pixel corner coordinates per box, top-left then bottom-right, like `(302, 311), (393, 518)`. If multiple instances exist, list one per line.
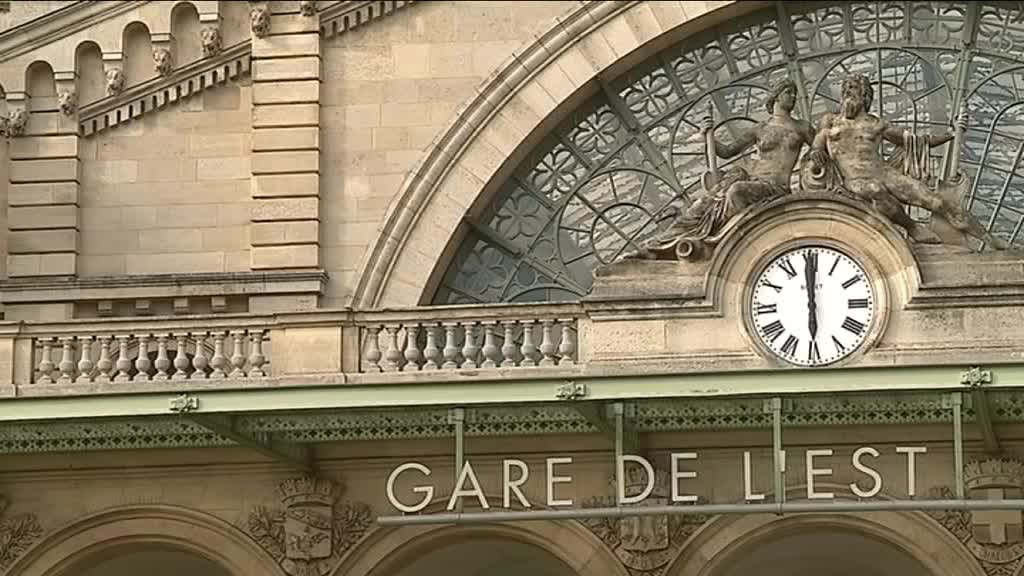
(246, 476), (373, 576)
(319, 0), (416, 38)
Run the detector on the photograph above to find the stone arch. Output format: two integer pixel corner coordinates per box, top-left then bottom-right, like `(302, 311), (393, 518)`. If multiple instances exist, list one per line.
(5, 505), (286, 576)
(171, 2), (202, 67)
(351, 0), (762, 308)
(25, 60), (56, 99)
(74, 41), (105, 106)
(122, 21), (155, 87)
(334, 521), (629, 576)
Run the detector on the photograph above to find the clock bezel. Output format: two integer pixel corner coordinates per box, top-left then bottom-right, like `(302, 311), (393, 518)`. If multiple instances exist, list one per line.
(741, 238), (890, 368)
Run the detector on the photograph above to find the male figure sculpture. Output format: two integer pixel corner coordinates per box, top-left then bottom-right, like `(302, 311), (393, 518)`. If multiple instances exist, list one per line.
(807, 73), (1002, 247)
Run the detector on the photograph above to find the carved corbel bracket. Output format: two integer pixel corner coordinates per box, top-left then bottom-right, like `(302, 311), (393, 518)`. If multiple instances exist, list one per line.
(250, 2), (271, 38)
(55, 71), (77, 116)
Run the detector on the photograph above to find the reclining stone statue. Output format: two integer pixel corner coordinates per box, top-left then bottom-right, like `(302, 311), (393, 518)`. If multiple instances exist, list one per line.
(620, 78), (814, 261)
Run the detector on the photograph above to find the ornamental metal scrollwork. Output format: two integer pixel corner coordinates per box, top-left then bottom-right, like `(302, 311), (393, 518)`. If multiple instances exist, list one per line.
(434, 1), (1024, 305)
(245, 476), (373, 576)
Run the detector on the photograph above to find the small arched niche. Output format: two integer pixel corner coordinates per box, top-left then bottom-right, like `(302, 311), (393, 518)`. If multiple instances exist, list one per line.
(61, 544), (233, 576)
(75, 41), (105, 105)
(25, 60), (55, 99)
(380, 537), (578, 576)
(171, 2), (202, 67)
(122, 21), (155, 86)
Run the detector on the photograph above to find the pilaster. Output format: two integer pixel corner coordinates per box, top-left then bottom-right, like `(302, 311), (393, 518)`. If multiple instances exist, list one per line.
(249, 1), (321, 280)
(7, 79), (80, 281)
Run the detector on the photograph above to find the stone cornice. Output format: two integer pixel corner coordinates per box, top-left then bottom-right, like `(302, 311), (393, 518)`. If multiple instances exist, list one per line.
(319, 0), (417, 39)
(0, 270), (327, 303)
(77, 41), (252, 137)
(0, 1), (148, 62)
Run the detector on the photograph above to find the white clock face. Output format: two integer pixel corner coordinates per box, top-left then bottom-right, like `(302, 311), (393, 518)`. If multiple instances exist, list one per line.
(750, 246), (875, 366)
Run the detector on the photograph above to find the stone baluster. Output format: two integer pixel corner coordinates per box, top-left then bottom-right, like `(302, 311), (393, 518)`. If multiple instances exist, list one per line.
(248, 331), (266, 377)
(36, 338), (56, 384)
(422, 324), (441, 370)
(134, 334), (152, 381)
(210, 332), (228, 379)
(539, 320), (558, 367)
(229, 332), (247, 378)
(75, 337), (94, 383)
(442, 323), (459, 369)
(481, 323), (500, 368)
(519, 321), (538, 367)
(114, 336), (132, 382)
(192, 333), (209, 379)
(363, 326), (382, 372)
(461, 322), (479, 369)
(559, 321), (576, 365)
(402, 324), (422, 372)
(95, 337), (114, 383)
(58, 337), (76, 383)
(500, 322), (518, 368)
(382, 325), (402, 372)
(154, 335), (171, 380)
(173, 335), (190, 380)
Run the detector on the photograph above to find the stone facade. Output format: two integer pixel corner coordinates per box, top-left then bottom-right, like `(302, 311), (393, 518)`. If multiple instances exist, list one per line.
(0, 1), (1022, 576)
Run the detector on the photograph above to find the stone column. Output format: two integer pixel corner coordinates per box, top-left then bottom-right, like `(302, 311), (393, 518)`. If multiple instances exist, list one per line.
(7, 83), (79, 282)
(249, 0), (320, 277)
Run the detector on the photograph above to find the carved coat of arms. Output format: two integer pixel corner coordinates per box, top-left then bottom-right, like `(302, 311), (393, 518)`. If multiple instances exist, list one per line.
(246, 477), (373, 576)
(930, 459), (1024, 576)
(582, 467), (707, 576)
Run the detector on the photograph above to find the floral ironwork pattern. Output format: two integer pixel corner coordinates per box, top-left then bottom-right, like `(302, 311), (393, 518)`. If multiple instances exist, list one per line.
(434, 0), (1024, 304)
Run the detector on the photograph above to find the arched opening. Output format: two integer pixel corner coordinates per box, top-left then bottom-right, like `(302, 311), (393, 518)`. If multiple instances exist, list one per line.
(62, 545), (232, 576)
(171, 2), (201, 67)
(122, 21), (155, 86)
(375, 537), (577, 576)
(75, 41), (104, 105)
(25, 60), (55, 98)
(709, 527), (932, 576)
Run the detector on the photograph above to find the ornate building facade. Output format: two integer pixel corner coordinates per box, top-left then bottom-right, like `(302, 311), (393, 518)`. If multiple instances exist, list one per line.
(0, 1), (1023, 575)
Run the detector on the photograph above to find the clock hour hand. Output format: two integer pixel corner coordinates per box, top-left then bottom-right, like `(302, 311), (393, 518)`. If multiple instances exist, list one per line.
(805, 252), (818, 340)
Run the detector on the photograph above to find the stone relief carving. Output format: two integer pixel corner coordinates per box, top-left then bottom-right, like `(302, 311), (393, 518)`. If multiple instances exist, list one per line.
(201, 26), (222, 58)
(618, 72), (1007, 264)
(153, 47), (173, 76)
(581, 467), (708, 576)
(0, 108), (28, 138)
(105, 67), (124, 97)
(251, 6), (271, 38)
(622, 79), (813, 262)
(57, 89), (77, 116)
(299, 1), (317, 17)
(0, 495), (43, 570)
(246, 476), (373, 576)
(929, 459), (1024, 576)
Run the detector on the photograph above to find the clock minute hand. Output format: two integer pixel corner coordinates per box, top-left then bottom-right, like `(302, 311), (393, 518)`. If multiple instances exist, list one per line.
(805, 253), (818, 340)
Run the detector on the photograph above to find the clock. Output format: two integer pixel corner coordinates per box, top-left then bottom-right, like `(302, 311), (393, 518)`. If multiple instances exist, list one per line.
(750, 245), (875, 366)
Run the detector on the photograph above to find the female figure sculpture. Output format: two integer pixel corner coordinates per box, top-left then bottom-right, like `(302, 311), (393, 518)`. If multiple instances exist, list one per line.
(624, 78), (814, 260)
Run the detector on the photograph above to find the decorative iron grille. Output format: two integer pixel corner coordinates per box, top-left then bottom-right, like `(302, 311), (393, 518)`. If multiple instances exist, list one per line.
(433, 1), (1024, 304)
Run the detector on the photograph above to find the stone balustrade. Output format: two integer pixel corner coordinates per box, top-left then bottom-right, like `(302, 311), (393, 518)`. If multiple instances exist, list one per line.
(28, 325), (270, 384)
(0, 303), (585, 393)
(354, 304), (581, 373)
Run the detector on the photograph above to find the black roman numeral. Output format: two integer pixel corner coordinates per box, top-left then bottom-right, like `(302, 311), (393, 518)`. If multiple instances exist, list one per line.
(761, 320), (784, 342)
(761, 280), (783, 292)
(832, 335), (846, 353)
(842, 316), (866, 335)
(848, 298), (869, 309)
(808, 340), (821, 362)
(842, 275), (863, 289)
(778, 257), (797, 278)
(780, 334), (799, 356)
(756, 303), (778, 315)
(829, 255), (840, 276)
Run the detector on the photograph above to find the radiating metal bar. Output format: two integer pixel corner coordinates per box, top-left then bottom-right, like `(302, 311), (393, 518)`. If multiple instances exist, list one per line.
(377, 499), (1024, 526)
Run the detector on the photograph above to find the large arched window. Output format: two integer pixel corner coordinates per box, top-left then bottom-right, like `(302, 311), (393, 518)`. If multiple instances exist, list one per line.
(432, 1), (1024, 304)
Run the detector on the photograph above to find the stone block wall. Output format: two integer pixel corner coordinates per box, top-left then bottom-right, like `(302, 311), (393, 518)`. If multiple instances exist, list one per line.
(77, 84), (253, 277)
(318, 0), (578, 307)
